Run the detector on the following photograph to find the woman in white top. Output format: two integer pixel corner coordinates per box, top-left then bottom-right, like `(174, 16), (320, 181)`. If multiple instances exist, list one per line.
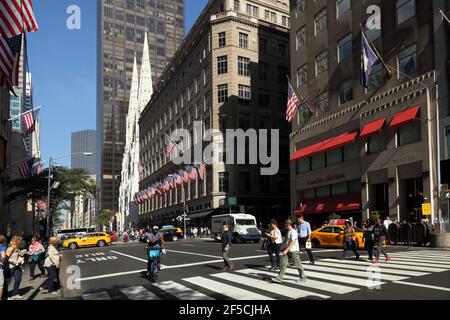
(265, 220), (283, 271)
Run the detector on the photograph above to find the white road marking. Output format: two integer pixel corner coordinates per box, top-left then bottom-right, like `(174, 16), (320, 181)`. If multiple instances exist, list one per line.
(119, 286), (160, 300)
(83, 292), (111, 300)
(212, 272), (329, 299)
(385, 256), (450, 265)
(165, 249), (221, 259)
(321, 258), (448, 272)
(390, 253), (450, 262)
(75, 254), (268, 282)
(301, 264), (407, 281)
(110, 250), (147, 263)
(283, 268), (385, 288)
(312, 261), (428, 277)
(153, 281), (214, 300)
(393, 281), (450, 292)
(237, 268), (358, 295)
(184, 276), (274, 300)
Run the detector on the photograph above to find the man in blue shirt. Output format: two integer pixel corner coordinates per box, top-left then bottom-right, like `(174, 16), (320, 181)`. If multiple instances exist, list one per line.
(296, 215), (315, 265)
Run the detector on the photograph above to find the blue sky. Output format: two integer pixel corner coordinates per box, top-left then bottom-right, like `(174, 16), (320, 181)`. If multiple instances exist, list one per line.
(27, 0), (208, 167)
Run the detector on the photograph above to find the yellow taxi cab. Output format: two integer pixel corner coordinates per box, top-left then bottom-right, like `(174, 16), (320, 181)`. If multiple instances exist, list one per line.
(310, 223), (365, 249)
(63, 232), (111, 250)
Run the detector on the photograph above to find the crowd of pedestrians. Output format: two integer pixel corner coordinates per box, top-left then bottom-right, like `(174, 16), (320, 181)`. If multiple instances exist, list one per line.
(0, 233), (62, 300)
(189, 226), (211, 239)
(220, 214), (392, 284)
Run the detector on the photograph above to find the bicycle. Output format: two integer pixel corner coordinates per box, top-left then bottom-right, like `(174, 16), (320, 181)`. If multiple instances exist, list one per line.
(146, 246), (162, 283)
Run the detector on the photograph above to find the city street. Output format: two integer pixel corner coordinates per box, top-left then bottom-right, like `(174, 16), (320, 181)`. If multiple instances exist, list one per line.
(55, 239), (450, 300)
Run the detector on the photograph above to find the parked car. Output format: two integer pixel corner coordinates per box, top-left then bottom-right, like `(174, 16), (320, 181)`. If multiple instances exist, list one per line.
(63, 232), (111, 250)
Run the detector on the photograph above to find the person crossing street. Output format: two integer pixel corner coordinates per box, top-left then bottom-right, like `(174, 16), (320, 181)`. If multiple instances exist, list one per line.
(221, 224), (234, 272)
(272, 220), (307, 284)
(296, 215), (315, 265)
(373, 218), (391, 264)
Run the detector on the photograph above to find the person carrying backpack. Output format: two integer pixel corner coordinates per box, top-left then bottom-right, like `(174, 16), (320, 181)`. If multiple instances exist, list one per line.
(373, 218), (391, 264)
(363, 219), (375, 262)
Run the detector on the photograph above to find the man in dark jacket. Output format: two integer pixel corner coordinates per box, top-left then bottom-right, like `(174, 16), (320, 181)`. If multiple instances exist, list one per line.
(221, 224), (234, 271)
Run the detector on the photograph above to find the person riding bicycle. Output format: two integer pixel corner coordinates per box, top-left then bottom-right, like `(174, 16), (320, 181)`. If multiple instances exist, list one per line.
(146, 226), (165, 276)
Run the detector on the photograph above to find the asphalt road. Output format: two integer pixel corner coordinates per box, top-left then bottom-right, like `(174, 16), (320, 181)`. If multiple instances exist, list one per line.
(54, 239), (450, 300)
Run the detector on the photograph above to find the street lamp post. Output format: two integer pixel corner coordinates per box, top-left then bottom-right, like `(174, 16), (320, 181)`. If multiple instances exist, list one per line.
(45, 152), (93, 238)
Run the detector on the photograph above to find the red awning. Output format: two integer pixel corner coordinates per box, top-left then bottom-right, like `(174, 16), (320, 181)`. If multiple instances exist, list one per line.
(360, 118), (386, 138)
(293, 194), (361, 215)
(290, 132), (358, 162)
(389, 105), (420, 128)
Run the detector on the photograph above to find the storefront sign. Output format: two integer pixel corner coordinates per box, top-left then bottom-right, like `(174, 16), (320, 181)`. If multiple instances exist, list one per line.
(306, 174), (346, 186)
(370, 153), (417, 171)
(422, 203), (431, 216)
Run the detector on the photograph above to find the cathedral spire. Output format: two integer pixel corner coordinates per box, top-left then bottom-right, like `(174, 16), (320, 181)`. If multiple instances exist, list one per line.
(138, 32), (153, 112)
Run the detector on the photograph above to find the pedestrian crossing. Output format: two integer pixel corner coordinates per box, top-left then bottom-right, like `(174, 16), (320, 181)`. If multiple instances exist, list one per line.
(81, 250), (450, 300)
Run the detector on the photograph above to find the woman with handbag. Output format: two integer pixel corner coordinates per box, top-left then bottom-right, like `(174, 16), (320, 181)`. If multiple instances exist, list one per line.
(27, 236), (46, 281)
(41, 237), (61, 295)
(6, 237), (25, 300)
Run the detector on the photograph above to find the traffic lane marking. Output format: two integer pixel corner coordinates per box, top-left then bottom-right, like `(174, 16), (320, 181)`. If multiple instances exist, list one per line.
(165, 249), (222, 259)
(75, 254), (269, 282)
(393, 281), (450, 292)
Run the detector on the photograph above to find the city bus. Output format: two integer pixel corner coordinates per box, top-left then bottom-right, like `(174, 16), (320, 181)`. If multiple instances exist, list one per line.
(56, 227), (96, 240)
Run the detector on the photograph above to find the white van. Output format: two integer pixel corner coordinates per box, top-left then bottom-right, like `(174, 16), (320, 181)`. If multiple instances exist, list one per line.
(211, 214), (261, 243)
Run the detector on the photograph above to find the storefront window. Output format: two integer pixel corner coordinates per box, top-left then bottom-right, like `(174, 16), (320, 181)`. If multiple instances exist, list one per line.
(303, 188), (315, 200)
(368, 134), (387, 154)
(296, 158), (310, 174)
(326, 148), (343, 166)
(316, 185), (331, 198)
(348, 180), (362, 193)
(344, 143), (359, 161)
(398, 121), (421, 146)
(311, 153), (326, 170)
(332, 182), (348, 195)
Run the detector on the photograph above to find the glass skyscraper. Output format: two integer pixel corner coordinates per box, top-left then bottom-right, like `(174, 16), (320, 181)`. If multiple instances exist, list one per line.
(97, 0), (185, 211)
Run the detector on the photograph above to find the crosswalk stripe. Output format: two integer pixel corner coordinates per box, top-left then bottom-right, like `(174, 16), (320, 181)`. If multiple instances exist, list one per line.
(236, 268), (359, 295)
(397, 251), (450, 257)
(313, 261), (429, 277)
(119, 286), (161, 300)
(82, 292), (111, 300)
(153, 281), (214, 300)
(321, 258), (448, 272)
(283, 269), (384, 288)
(393, 280), (450, 292)
(301, 264), (407, 281)
(184, 276), (274, 300)
(384, 256), (450, 269)
(390, 253), (450, 261)
(211, 272), (329, 299)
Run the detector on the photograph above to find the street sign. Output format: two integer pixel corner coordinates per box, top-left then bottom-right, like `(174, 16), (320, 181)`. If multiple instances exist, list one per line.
(228, 197), (237, 206)
(176, 216), (183, 222)
(422, 203), (431, 216)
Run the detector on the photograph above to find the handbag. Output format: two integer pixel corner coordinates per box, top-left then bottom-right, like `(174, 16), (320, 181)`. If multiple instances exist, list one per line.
(305, 240), (312, 250)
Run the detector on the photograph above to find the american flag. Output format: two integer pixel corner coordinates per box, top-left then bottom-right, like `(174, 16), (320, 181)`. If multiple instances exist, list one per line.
(0, 34), (22, 91)
(36, 200), (47, 211)
(0, 0), (39, 39)
(18, 156), (34, 178)
(32, 163), (43, 175)
(286, 80), (300, 123)
(196, 163), (206, 181)
(23, 109), (39, 136)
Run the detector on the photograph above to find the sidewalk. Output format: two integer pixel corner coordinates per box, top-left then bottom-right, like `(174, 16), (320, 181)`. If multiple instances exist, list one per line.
(5, 264), (61, 301)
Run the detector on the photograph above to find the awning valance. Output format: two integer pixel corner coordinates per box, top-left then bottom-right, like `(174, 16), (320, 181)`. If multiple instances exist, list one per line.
(389, 105), (420, 128)
(290, 132), (358, 162)
(360, 118), (386, 138)
(293, 194), (361, 215)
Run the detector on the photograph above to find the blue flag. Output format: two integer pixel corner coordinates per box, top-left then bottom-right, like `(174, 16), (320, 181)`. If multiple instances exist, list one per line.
(361, 31), (379, 88)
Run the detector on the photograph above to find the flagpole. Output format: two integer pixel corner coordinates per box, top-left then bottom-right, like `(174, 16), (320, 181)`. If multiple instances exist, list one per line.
(360, 24), (392, 77)
(7, 105), (41, 122)
(285, 75), (313, 114)
(439, 8), (450, 24)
